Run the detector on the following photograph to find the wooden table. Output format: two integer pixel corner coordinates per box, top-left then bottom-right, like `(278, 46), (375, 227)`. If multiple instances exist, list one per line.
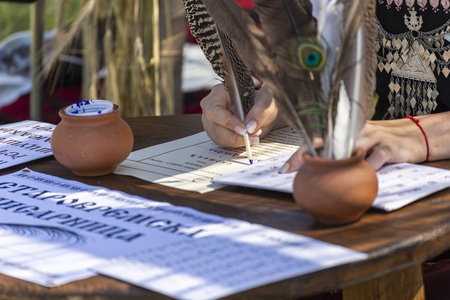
(0, 114), (449, 300)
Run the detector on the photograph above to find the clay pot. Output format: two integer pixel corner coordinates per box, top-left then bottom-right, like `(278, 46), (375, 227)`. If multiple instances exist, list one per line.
(293, 148), (378, 225)
(51, 100), (133, 176)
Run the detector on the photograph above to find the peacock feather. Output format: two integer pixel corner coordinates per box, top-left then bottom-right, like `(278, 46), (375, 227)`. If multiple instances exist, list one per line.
(183, 0), (378, 159)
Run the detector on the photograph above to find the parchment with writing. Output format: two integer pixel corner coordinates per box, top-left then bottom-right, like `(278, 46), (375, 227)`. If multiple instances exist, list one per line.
(0, 169), (228, 286)
(372, 163), (450, 211)
(114, 127), (302, 193)
(0, 168), (367, 297)
(213, 154), (450, 211)
(0, 120), (54, 169)
(95, 221), (367, 300)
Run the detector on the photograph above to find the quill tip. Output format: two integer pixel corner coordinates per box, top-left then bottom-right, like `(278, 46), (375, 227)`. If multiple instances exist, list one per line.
(249, 159), (253, 165)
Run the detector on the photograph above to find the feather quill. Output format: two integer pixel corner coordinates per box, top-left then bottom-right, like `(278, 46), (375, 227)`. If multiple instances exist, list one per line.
(200, 0), (318, 155)
(315, 0), (377, 158)
(182, 0), (255, 114)
(345, 26), (364, 158)
(183, 0), (255, 162)
(337, 2), (377, 159)
(333, 81), (351, 159)
(317, 0), (344, 104)
(187, 0), (377, 159)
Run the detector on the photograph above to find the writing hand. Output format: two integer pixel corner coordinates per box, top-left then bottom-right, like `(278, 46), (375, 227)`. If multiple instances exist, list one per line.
(201, 83), (278, 148)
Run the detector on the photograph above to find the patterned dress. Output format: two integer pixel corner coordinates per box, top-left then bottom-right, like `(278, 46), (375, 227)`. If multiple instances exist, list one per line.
(374, 0), (450, 119)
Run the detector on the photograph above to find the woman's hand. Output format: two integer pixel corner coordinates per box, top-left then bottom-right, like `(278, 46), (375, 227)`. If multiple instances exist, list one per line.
(355, 119), (428, 170)
(200, 83), (279, 148)
(282, 112), (450, 172)
(356, 111), (450, 169)
(281, 119), (427, 173)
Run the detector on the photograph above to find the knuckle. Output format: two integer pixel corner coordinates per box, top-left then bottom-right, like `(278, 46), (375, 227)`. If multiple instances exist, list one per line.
(203, 108), (215, 121)
(224, 119), (236, 131)
(200, 97), (210, 110)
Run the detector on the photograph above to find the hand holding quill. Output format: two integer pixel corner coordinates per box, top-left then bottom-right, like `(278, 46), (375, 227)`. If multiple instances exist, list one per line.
(183, 0), (256, 163)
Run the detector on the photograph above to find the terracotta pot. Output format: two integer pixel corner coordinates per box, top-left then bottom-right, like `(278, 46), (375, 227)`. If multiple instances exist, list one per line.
(51, 100), (133, 177)
(293, 148), (378, 225)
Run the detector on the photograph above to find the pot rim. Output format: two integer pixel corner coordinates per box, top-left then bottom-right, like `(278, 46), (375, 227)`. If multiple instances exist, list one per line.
(59, 103), (120, 121)
(63, 100), (117, 117)
(302, 147), (367, 167)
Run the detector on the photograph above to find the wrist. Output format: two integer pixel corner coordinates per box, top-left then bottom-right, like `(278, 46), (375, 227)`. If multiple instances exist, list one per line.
(405, 116), (429, 162)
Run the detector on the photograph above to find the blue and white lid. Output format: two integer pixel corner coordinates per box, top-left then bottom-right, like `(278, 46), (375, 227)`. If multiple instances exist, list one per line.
(65, 100), (115, 116)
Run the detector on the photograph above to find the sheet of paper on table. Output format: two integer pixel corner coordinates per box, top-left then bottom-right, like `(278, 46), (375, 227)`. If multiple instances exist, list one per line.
(0, 168), (367, 299)
(213, 153), (450, 212)
(0, 168), (201, 286)
(95, 223), (367, 300)
(114, 127), (302, 193)
(0, 120), (55, 169)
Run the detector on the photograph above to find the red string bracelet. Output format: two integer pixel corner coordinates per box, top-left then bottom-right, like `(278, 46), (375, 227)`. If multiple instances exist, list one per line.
(405, 116), (429, 161)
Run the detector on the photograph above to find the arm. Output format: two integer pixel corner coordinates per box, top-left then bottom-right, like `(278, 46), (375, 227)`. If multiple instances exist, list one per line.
(202, 83), (450, 171)
(356, 111), (450, 170)
(281, 111), (450, 172)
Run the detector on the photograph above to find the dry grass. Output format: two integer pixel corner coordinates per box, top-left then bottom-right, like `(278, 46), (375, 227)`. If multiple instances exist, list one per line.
(46, 0), (186, 117)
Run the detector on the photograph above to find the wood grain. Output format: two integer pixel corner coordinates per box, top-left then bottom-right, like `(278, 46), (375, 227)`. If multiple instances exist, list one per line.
(0, 114), (448, 299)
(343, 265), (425, 300)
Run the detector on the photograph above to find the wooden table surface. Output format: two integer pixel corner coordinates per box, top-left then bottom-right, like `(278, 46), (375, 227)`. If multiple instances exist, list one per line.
(0, 114), (449, 300)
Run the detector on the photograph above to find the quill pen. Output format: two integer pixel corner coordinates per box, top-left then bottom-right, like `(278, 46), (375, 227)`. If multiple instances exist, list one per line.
(200, 0), (318, 156)
(316, 0), (377, 158)
(183, 0), (255, 163)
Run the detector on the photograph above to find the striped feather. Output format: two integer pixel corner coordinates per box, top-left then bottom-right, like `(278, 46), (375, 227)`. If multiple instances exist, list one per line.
(183, 0), (255, 114)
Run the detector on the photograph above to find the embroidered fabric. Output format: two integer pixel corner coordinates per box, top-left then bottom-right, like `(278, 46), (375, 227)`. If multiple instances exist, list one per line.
(375, 3), (450, 119)
(377, 0), (450, 13)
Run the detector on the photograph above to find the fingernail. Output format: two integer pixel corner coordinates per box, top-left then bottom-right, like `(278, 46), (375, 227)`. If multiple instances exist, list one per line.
(279, 163), (289, 174)
(246, 120), (257, 134)
(249, 136), (259, 145)
(235, 125), (246, 136)
(254, 129), (262, 136)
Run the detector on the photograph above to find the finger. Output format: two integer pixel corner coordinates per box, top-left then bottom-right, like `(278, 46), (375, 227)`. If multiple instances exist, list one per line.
(280, 148), (305, 173)
(249, 128), (263, 137)
(202, 114), (247, 148)
(279, 138), (323, 173)
(244, 89), (278, 134)
(354, 127), (381, 155)
(364, 146), (389, 170)
(201, 85), (246, 135)
(203, 104), (246, 134)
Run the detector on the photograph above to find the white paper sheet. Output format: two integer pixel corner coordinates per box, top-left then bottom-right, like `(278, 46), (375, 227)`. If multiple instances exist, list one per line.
(213, 154), (450, 211)
(95, 222), (367, 300)
(114, 127), (303, 193)
(372, 163), (450, 211)
(0, 168), (367, 296)
(0, 120), (54, 169)
(0, 168), (231, 286)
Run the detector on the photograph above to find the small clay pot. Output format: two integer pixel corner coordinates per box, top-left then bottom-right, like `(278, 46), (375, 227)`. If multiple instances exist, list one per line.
(293, 148), (378, 225)
(51, 100), (133, 176)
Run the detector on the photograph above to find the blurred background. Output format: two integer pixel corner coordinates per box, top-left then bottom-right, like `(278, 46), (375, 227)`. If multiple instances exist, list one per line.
(0, 0), (255, 124)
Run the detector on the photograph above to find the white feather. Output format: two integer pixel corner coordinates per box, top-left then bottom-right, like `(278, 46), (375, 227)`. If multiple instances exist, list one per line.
(345, 26), (364, 158)
(333, 81), (350, 160)
(332, 26), (364, 159)
(317, 0), (344, 103)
